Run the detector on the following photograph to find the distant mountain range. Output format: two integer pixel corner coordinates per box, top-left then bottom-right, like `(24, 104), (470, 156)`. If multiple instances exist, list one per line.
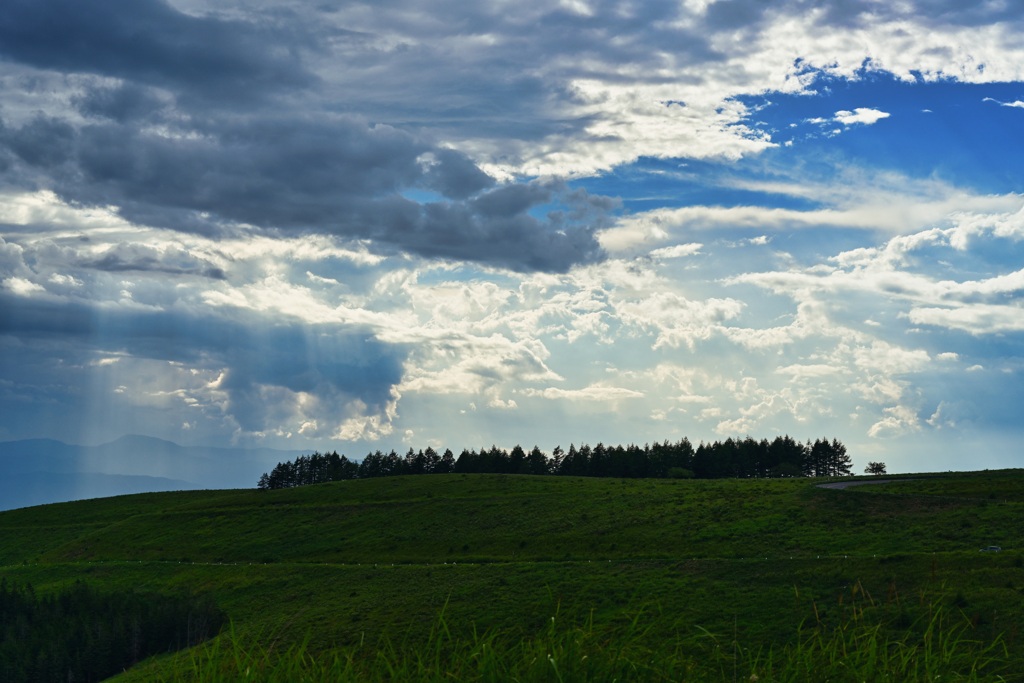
(0, 435), (309, 511)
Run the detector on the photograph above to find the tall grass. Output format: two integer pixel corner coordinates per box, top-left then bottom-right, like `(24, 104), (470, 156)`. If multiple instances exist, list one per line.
(748, 604), (1011, 682)
(181, 599), (1013, 683)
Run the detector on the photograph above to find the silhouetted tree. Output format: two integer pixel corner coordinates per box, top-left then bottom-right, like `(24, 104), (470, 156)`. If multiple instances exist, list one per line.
(829, 438), (853, 476)
(549, 445), (563, 472)
(558, 444), (586, 476)
(423, 446), (441, 473)
(439, 448), (456, 473)
(509, 445), (528, 474)
(805, 439), (831, 477)
(454, 448), (478, 473)
(526, 446), (549, 475)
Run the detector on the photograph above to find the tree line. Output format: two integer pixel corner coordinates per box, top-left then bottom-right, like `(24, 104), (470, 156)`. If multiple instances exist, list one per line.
(258, 435), (852, 490)
(0, 579), (223, 683)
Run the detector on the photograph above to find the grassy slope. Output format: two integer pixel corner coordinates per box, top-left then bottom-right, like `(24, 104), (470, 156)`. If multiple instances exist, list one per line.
(1, 471), (1022, 678)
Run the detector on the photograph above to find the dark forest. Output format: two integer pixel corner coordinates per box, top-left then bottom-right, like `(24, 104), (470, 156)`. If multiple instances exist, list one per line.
(258, 436), (852, 490)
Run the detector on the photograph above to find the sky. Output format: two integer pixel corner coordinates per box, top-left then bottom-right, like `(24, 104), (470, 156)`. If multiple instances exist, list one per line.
(1, 0), (1023, 475)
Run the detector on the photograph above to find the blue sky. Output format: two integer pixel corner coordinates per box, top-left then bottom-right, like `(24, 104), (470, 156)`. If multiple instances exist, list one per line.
(1, 0), (1023, 475)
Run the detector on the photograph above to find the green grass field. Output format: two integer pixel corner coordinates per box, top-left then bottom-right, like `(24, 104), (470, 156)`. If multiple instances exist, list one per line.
(1, 471), (1022, 680)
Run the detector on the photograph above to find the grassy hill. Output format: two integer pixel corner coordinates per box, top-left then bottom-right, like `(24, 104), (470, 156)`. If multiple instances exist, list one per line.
(1, 471), (1022, 680)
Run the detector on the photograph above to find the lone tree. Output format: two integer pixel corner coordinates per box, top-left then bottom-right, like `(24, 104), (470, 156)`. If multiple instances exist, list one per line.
(865, 461), (887, 476)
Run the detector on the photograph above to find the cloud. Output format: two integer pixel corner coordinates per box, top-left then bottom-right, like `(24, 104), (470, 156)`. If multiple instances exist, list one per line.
(82, 243), (226, 279)
(0, 283), (407, 441)
(907, 304), (1024, 334)
(2, 276), (44, 296)
(0, 111), (610, 273)
(649, 243), (704, 259)
(833, 108), (891, 126)
(1, 0), (1023, 181)
(520, 385), (644, 401)
(73, 83), (171, 123)
(395, 334), (554, 418)
(983, 96), (1024, 108)
(0, 0), (315, 101)
(3, 115), (76, 168)
(868, 405), (922, 439)
(802, 107), (891, 137)
(0, 236), (30, 276)
(725, 200), (1024, 317)
(775, 363), (844, 379)
(212, 325), (404, 438)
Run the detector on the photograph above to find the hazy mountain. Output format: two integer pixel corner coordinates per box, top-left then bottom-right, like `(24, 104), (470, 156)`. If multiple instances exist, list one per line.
(0, 435), (309, 511)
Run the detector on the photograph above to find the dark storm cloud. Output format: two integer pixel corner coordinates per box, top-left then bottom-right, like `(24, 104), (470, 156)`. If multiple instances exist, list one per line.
(310, 0), (717, 134)
(660, 0), (1024, 34)
(703, 0), (773, 31)
(0, 292), (406, 430)
(83, 243), (226, 279)
(0, 0), (314, 99)
(5, 116), (76, 168)
(0, 294), (97, 338)
(512, 1), (720, 77)
(0, 0), (646, 274)
(73, 84), (169, 123)
(0, 111), (608, 272)
(217, 325), (404, 432)
(383, 182), (612, 272)
(419, 149), (495, 200)
(471, 183), (551, 218)
(802, 0), (1024, 29)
